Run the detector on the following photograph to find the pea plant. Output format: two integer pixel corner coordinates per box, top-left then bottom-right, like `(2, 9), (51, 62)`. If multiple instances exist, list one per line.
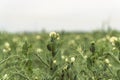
(0, 31), (120, 80)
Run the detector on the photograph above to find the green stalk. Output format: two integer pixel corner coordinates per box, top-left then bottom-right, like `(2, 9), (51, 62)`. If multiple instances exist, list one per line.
(0, 55), (20, 65)
(34, 53), (49, 67)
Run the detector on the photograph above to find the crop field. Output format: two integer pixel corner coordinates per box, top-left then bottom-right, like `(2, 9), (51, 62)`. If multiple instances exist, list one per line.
(0, 30), (120, 80)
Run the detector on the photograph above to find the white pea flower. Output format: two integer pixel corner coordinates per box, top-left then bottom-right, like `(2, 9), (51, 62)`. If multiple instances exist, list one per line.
(36, 48), (43, 53)
(3, 49), (7, 53)
(49, 32), (57, 38)
(61, 55), (65, 59)
(35, 76), (38, 80)
(3, 48), (11, 53)
(109, 36), (118, 42)
(56, 36), (60, 40)
(36, 35), (41, 40)
(71, 57), (75, 62)
(3, 74), (8, 80)
(109, 36), (118, 45)
(112, 47), (116, 50)
(4, 42), (10, 48)
(53, 60), (57, 64)
(56, 33), (60, 40)
(8, 47), (11, 51)
(63, 65), (68, 70)
(65, 58), (68, 62)
(92, 76), (95, 80)
(105, 58), (110, 64)
(108, 64), (112, 67)
(84, 55), (88, 59)
(49, 32), (60, 40)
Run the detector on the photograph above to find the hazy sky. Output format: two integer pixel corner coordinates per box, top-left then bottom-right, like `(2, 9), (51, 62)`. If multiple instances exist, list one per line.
(0, 0), (120, 32)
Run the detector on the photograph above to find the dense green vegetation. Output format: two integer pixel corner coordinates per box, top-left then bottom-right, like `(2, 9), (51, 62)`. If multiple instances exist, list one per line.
(0, 30), (120, 80)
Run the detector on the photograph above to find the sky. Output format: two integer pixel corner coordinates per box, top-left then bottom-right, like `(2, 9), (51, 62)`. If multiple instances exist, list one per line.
(0, 0), (120, 32)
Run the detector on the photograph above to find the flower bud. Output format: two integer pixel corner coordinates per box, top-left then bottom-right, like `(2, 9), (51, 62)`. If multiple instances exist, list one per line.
(47, 43), (53, 51)
(90, 41), (95, 53)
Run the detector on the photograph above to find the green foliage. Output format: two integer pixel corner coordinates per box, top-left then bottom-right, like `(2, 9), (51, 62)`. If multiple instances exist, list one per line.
(117, 70), (120, 79)
(0, 31), (120, 80)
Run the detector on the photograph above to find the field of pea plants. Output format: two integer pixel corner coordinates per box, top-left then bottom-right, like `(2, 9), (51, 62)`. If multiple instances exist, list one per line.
(0, 30), (120, 80)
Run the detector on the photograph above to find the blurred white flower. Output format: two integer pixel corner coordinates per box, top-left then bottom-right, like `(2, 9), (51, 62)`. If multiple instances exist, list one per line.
(84, 55), (88, 59)
(4, 42), (10, 48)
(35, 76), (38, 80)
(12, 37), (18, 42)
(3, 47), (11, 53)
(36, 35), (41, 40)
(49, 32), (60, 40)
(36, 48), (43, 53)
(61, 55), (65, 59)
(108, 64), (112, 67)
(92, 76), (95, 80)
(56, 36), (60, 40)
(65, 58), (68, 62)
(112, 47), (116, 50)
(3, 74), (8, 80)
(53, 60), (57, 64)
(63, 65), (68, 70)
(71, 57), (75, 62)
(56, 33), (60, 40)
(49, 32), (57, 38)
(3, 49), (7, 53)
(8, 47), (11, 51)
(105, 58), (110, 64)
(109, 36), (118, 45)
